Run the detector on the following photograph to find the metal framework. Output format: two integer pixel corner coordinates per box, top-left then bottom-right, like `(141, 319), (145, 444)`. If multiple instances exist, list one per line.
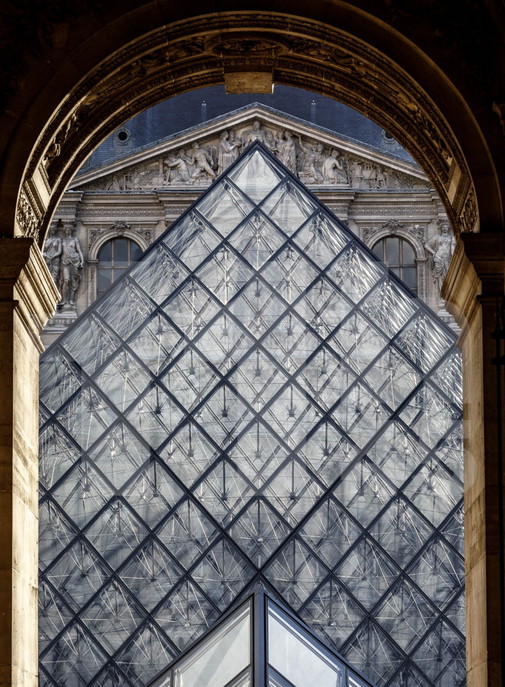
(38, 143), (465, 687)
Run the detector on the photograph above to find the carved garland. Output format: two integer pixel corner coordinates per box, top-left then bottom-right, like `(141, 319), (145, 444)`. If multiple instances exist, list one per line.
(19, 13), (476, 244)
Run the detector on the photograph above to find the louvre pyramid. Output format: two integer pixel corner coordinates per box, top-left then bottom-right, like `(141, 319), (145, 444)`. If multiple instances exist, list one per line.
(39, 143), (465, 687)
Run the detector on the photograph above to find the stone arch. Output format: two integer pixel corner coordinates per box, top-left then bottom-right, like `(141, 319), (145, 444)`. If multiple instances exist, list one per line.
(4, 3), (503, 250)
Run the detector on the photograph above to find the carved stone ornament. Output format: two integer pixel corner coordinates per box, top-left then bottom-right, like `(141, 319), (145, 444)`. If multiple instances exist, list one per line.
(16, 189), (40, 240)
(111, 220), (130, 235)
(381, 218), (404, 234)
(409, 224), (425, 242)
(19, 13), (476, 242)
(361, 227), (380, 243)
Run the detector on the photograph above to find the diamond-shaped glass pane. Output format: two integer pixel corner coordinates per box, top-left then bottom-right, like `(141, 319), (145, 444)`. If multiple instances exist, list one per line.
(300, 497), (362, 569)
(294, 212), (349, 268)
(154, 579), (219, 651)
(94, 348), (151, 412)
(334, 458), (395, 528)
(56, 386), (117, 451)
(84, 498), (149, 569)
(336, 537), (399, 609)
(400, 384), (460, 449)
(130, 243), (188, 305)
(197, 180), (254, 236)
(408, 536), (464, 609)
(192, 459), (253, 527)
(62, 314), (121, 376)
(227, 421), (289, 488)
(364, 347), (421, 410)
(40, 349), (82, 414)
(115, 622), (175, 687)
(265, 538), (328, 610)
(297, 348), (356, 410)
(228, 148), (284, 202)
(228, 211), (286, 269)
(332, 384), (390, 449)
(431, 350), (463, 406)
(196, 246), (253, 304)
(261, 245), (319, 304)
(80, 580), (147, 653)
(228, 498), (291, 567)
(39, 499), (77, 570)
(403, 458), (461, 527)
(128, 313), (184, 376)
(228, 279), (285, 338)
(159, 421), (219, 487)
(122, 460), (184, 527)
(197, 385), (253, 447)
(51, 461), (114, 528)
(119, 537), (184, 611)
(327, 244), (384, 304)
(39, 580), (73, 651)
(412, 620), (466, 687)
(262, 385), (321, 449)
(260, 180), (317, 234)
(367, 422), (427, 488)
(300, 577), (366, 650)
(369, 498), (434, 567)
(374, 577), (438, 652)
(162, 278), (220, 339)
(88, 422), (148, 489)
(342, 621), (404, 687)
(45, 539), (110, 611)
(297, 421), (358, 487)
(41, 622), (108, 687)
(40, 423), (80, 490)
(163, 211), (221, 271)
(195, 313), (253, 372)
(161, 348), (219, 411)
(396, 313), (453, 373)
(264, 458), (324, 525)
(191, 538), (255, 609)
(294, 277), (353, 337)
(229, 348), (288, 412)
(97, 278), (154, 340)
(329, 311), (388, 374)
(157, 498), (219, 569)
(125, 384), (185, 450)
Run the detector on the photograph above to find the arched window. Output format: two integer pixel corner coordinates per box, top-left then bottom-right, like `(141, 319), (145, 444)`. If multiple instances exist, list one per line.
(372, 236), (417, 293)
(97, 238), (143, 298)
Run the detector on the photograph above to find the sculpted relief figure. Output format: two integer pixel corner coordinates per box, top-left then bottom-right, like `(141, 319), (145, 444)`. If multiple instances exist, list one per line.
(296, 136), (322, 183)
(243, 120), (269, 146)
(60, 224), (84, 306)
(43, 225), (62, 283)
(322, 148), (348, 184)
(277, 130), (297, 174)
(424, 222), (455, 300)
(188, 142), (216, 181)
(218, 131), (241, 175)
(165, 150), (191, 184)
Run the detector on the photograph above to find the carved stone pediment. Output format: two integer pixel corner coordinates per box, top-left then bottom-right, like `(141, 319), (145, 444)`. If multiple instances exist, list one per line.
(71, 105), (430, 194)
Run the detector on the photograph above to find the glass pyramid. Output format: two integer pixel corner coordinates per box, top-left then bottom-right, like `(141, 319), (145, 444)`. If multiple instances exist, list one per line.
(38, 143), (465, 687)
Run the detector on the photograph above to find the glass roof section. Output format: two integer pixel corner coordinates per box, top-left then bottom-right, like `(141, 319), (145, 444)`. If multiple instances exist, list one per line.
(38, 143), (465, 687)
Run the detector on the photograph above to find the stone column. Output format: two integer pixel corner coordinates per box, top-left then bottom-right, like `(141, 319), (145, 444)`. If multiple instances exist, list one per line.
(443, 233), (505, 687)
(0, 239), (59, 687)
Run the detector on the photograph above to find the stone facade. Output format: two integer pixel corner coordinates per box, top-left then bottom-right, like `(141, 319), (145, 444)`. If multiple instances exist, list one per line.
(41, 105), (452, 347)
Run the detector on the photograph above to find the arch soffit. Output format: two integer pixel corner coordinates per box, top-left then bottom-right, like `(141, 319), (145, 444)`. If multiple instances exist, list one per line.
(12, 9), (490, 246)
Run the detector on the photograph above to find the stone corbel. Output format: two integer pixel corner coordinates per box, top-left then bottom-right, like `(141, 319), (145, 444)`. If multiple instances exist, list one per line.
(0, 238), (60, 352)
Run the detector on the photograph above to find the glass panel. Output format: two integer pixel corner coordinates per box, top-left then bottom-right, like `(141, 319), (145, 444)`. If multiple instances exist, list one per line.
(197, 181), (254, 237)
(372, 240), (383, 260)
(228, 148), (284, 202)
(97, 268), (112, 294)
(130, 244), (189, 305)
(131, 241), (143, 261)
(268, 603), (344, 687)
(385, 237), (400, 265)
(98, 241), (112, 263)
(163, 212), (222, 271)
(173, 602), (250, 687)
(402, 240), (416, 265)
(113, 238), (128, 266)
(402, 267), (417, 291)
(260, 181), (317, 235)
(293, 212), (349, 269)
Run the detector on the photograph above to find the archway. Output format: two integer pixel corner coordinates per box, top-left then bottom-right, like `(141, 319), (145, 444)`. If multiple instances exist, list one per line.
(1, 5), (504, 687)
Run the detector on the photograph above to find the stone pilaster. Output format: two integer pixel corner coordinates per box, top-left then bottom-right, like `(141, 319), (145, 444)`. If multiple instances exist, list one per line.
(0, 239), (59, 687)
(442, 233), (505, 687)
